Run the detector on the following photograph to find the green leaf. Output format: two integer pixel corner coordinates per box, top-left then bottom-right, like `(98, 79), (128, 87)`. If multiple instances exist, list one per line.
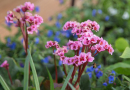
(46, 67), (54, 90)
(123, 75), (130, 82)
(115, 38), (129, 52)
(27, 49), (40, 90)
(79, 74), (91, 90)
(120, 47), (130, 58)
(0, 75), (10, 90)
(105, 62), (130, 75)
(68, 82), (75, 90)
(24, 54), (29, 90)
(61, 67), (74, 90)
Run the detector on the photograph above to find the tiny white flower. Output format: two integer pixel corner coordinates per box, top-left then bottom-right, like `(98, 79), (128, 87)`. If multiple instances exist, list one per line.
(108, 7), (118, 15)
(122, 11), (129, 20)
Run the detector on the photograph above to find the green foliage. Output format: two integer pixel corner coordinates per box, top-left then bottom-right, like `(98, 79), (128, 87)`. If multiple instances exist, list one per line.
(105, 62), (130, 75)
(27, 49), (40, 90)
(61, 67), (74, 90)
(115, 38), (129, 52)
(79, 74), (91, 90)
(46, 67), (54, 90)
(0, 75), (10, 90)
(120, 47), (130, 58)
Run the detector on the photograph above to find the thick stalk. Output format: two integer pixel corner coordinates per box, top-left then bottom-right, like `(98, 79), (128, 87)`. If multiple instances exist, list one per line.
(74, 61), (88, 87)
(53, 48), (58, 83)
(7, 68), (13, 85)
(63, 64), (67, 76)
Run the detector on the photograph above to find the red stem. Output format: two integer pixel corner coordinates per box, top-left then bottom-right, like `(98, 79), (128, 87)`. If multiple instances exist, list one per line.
(74, 61), (88, 87)
(69, 65), (77, 84)
(63, 64), (67, 77)
(53, 48), (58, 83)
(7, 68), (13, 85)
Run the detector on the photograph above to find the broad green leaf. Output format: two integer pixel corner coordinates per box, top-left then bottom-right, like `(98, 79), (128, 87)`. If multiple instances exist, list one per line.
(61, 67), (74, 90)
(0, 75), (10, 90)
(46, 67), (54, 90)
(68, 82), (75, 90)
(27, 49), (40, 90)
(123, 75), (130, 82)
(105, 62), (130, 75)
(79, 74), (91, 90)
(120, 47), (130, 58)
(24, 54), (29, 90)
(115, 38), (129, 52)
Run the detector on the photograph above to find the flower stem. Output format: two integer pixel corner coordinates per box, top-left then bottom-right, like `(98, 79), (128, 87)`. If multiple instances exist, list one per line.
(7, 68), (13, 85)
(63, 64), (67, 76)
(53, 48), (58, 83)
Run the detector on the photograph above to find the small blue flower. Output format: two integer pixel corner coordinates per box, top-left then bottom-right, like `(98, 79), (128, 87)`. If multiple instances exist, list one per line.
(5, 20), (12, 27)
(108, 75), (114, 84)
(21, 38), (24, 43)
(48, 16), (52, 21)
(54, 36), (60, 42)
(20, 63), (24, 68)
(35, 37), (39, 44)
(88, 72), (92, 78)
(90, 66), (94, 72)
(55, 31), (60, 36)
(111, 70), (116, 75)
(103, 82), (107, 86)
(57, 13), (62, 20)
(41, 57), (49, 63)
(7, 42), (16, 50)
(92, 9), (96, 17)
(105, 16), (109, 21)
(35, 6), (40, 13)
(7, 37), (11, 43)
(96, 71), (103, 78)
(86, 68), (91, 72)
(0, 55), (1, 59)
(55, 21), (61, 28)
(95, 68), (98, 73)
(97, 65), (101, 69)
(59, 60), (62, 66)
(47, 30), (53, 37)
(59, 0), (64, 4)
(98, 9), (102, 14)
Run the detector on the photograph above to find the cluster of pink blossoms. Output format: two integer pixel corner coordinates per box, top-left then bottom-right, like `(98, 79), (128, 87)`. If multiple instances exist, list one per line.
(45, 41), (59, 49)
(5, 2), (43, 34)
(45, 20), (114, 66)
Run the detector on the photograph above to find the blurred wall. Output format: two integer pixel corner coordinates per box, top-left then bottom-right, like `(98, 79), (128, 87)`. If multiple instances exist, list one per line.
(0, 0), (82, 42)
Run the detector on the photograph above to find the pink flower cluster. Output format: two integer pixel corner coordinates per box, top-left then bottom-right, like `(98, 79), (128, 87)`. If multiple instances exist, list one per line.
(45, 41), (59, 49)
(63, 20), (100, 36)
(46, 20), (114, 66)
(0, 60), (9, 69)
(5, 2), (43, 34)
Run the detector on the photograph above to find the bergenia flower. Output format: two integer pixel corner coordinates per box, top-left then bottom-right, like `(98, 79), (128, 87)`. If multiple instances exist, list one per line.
(0, 60), (9, 69)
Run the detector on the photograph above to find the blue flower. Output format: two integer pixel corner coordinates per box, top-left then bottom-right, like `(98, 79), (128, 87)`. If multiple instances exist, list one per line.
(47, 30), (53, 37)
(86, 68), (91, 72)
(7, 42), (16, 50)
(48, 16), (52, 21)
(105, 16), (109, 21)
(108, 75), (114, 84)
(7, 37), (11, 43)
(37, 30), (40, 36)
(92, 9), (96, 17)
(55, 31), (60, 36)
(95, 68), (98, 73)
(54, 36), (60, 42)
(59, 0), (64, 4)
(57, 13), (62, 20)
(41, 57), (49, 63)
(98, 9), (102, 14)
(0, 55), (1, 59)
(55, 21), (61, 28)
(96, 71), (103, 78)
(5, 20), (12, 27)
(35, 6), (40, 13)
(20, 63), (24, 68)
(103, 82), (107, 86)
(90, 66), (94, 72)
(21, 38), (24, 43)
(59, 60), (62, 66)
(35, 37), (39, 44)
(97, 65), (101, 69)
(111, 70), (116, 75)
(88, 72), (92, 78)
